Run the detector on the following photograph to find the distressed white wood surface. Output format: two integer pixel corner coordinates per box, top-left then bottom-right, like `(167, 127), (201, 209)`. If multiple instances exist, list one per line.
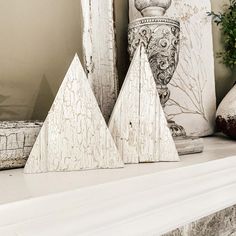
(81, 0), (118, 123)
(129, 0), (216, 137)
(109, 45), (179, 164)
(24, 55), (123, 174)
(0, 121), (42, 170)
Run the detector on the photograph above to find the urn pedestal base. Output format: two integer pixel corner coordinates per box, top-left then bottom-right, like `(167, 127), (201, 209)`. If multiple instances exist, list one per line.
(174, 136), (204, 155)
(168, 120), (204, 155)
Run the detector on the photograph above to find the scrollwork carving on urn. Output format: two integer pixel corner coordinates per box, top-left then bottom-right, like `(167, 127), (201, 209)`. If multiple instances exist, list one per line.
(128, 17), (180, 108)
(128, 13), (187, 138)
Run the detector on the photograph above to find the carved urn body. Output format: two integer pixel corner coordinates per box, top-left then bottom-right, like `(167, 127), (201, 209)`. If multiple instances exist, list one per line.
(128, 17), (186, 137)
(128, 17), (180, 108)
(135, 0), (172, 16)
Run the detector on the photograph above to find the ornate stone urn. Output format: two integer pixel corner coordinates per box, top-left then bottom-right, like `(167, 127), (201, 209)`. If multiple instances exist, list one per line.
(128, 0), (204, 154)
(128, 12), (186, 137)
(128, 18), (180, 107)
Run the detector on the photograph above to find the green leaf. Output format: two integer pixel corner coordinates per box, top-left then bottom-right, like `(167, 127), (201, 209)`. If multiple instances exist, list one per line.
(208, 0), (236, 69)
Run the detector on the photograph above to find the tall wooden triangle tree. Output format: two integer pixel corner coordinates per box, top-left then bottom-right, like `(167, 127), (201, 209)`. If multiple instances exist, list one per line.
(24, 55), (123, 174)
(109, 45), (179, 163)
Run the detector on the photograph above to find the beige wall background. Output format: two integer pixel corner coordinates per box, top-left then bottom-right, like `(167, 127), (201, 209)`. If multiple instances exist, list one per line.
(0, 0), (83, 121)
(0, 0), (234, 121)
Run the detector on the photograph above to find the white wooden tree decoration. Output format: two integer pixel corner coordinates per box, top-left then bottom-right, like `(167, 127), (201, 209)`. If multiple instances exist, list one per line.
(24, 55), (123, 174)
(109, 45), (180, 164)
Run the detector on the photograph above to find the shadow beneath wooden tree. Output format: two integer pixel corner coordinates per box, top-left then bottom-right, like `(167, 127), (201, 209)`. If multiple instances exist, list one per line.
(31, 75), (54, 121)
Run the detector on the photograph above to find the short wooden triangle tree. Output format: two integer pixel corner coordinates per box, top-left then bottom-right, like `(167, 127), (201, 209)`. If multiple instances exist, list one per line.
(24, 55), (123, 174)
(109, 45), (179, 163)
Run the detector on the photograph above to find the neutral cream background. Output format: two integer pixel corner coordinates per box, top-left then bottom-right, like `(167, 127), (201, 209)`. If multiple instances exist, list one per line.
(0, 0), (234, 121)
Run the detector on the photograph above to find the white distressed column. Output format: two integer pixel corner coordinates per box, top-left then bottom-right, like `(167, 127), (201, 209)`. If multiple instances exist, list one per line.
(81, 0), (118, 122)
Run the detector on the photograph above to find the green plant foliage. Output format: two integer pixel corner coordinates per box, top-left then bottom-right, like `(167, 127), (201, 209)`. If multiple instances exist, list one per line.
(207, 0), (236, 69)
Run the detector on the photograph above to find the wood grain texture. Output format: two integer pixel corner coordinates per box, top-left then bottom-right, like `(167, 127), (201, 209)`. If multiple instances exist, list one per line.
(81, 0), (118, 123)
(24, 55), (123, 174)
(109, 45), (179, 164)
(129, 0), (216, 137)
(0, 121), (42, 170)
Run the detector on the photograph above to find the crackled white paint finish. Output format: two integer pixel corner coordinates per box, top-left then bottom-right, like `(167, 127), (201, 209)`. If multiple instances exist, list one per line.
(0, 121), (42, 170)
(24, 55), (123, 174)
(81, 0), (118, 122)
(109, 46), (179, 164)
(129, 0), (216, 137)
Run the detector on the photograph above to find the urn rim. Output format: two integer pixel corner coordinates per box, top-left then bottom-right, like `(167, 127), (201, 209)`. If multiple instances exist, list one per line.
(128, 16), (180, 29)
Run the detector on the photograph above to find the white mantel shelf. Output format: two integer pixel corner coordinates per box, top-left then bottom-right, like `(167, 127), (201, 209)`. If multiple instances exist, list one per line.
(0, 134), (236, 235)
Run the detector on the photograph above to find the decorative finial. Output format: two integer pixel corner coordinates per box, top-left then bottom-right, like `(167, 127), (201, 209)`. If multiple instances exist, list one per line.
(135, 0), (172, 17)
